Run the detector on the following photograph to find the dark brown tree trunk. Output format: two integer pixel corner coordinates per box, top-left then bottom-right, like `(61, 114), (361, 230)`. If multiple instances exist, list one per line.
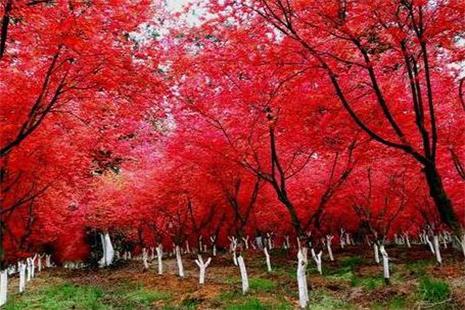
(277, 194), (304, 238)
(424, 164), (462, 236)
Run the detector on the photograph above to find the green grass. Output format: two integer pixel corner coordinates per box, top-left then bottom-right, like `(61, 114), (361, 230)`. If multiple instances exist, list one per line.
(122, 286), (171, 308)
(351, 275), (384, 290)
(340, 256), (363, 269)
(225, 297), (292, 310)
(216, 290), (242, 302)
(249, 277), (276, 292)
(325, 256), (362, 282)
(179, 296), (202, 309)
(5, 283), (106, 310)
(5, 281), (171, 310)
(373, 296), (407, 309)
(272, 264), (296, 279)
(418, 277), (450, 305)
(309, 291), (354, 309)
(327, 270), (354, 282)
(405, 259), (430, 276)
(226, 298), (266, 310)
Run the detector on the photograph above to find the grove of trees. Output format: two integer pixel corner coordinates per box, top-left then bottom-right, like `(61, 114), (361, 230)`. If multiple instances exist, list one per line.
(0, 0), (464, 308)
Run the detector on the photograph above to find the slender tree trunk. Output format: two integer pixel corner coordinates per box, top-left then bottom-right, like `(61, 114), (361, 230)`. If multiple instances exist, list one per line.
(18, 262), (26, 293)
(374, 243), (380, 264)
(297, 247), (309, 308)
(175, 245), (184, 278)
(237, 255), (249, 294)
(142, 248), (149, 270)
(0, 269), (7, 306)
(156, 245), (163, 275)
(264, 247), (272, 272)
(379, 245), (390, 285)
(326, 235), (334, 261)
(433, 235), (443, 265)
(426, 235), (435, 254)
(195, 255), (211, 285)
(311, 248), (323, 275)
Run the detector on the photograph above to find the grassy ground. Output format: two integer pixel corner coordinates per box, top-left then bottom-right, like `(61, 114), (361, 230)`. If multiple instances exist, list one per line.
(4, 245), (465, 309)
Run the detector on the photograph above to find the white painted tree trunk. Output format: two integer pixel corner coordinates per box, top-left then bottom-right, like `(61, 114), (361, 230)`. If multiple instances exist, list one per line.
(38, 255), (43, 272)
(19, 262), (26, 293)
(297, 247), (309, 308)
(195, 255), (211, 285)
(99, 233), (115, 267)
(242, 236), (249, 250)
(45, 255), (52, 268)
(198, 237), (203, 254)
(26, 259), (32, 282)
(374, 243), (380, 264)
(156, 245), (163, 275)
(264, 247), (272, 272)
(229, 237), (238, 266)
(404, 233), (411, 248)
(379, 245), (390, 284)
(185, 240), (190, 254)
(142, 248), (149, 270)
(150, 247), (155, 260)
(237, 255), (249, 294)
(210, 236), (217, 256)
(456, 234), (465, 259)
(267, 233), (274, 249)
(433, 235), (443, 265)
(0, 270), (7, 306)
(31, 255), (37, 278)
(311, 248), (323, 275)
(442, 235), (447, 249)
(425, 235), (435, 254)
(175, 245), (185, 278)
(340, 228), (346, 248)
(326, 235), (334, 261)
(284, 235), (290, 249)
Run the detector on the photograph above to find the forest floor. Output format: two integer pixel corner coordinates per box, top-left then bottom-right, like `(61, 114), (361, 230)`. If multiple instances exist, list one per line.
(3, 245), (465, 309)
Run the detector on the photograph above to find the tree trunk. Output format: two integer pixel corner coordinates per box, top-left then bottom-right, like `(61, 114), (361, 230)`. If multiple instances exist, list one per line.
(426, 235), (435, 254)
(175, 245), (184, 278)
(264, 247), (272, 272)
(424, 165), (462, 237)
(374, 244), (380, 264)
(297, 247), (309, 308)
(19, 262), (26, 293)
(433, 235), (443, 265)
(195, 255), (211, 285)
(311, 248), (323, 275)
(156, 245), (163, 275)
(45, 255), (52, 268)
(379, 245), (390, 285)
(326, 235), (334, 261)
(142, 248), (149, 270)
(237, 255), (249, 294)
(0, 270), (7, 306)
